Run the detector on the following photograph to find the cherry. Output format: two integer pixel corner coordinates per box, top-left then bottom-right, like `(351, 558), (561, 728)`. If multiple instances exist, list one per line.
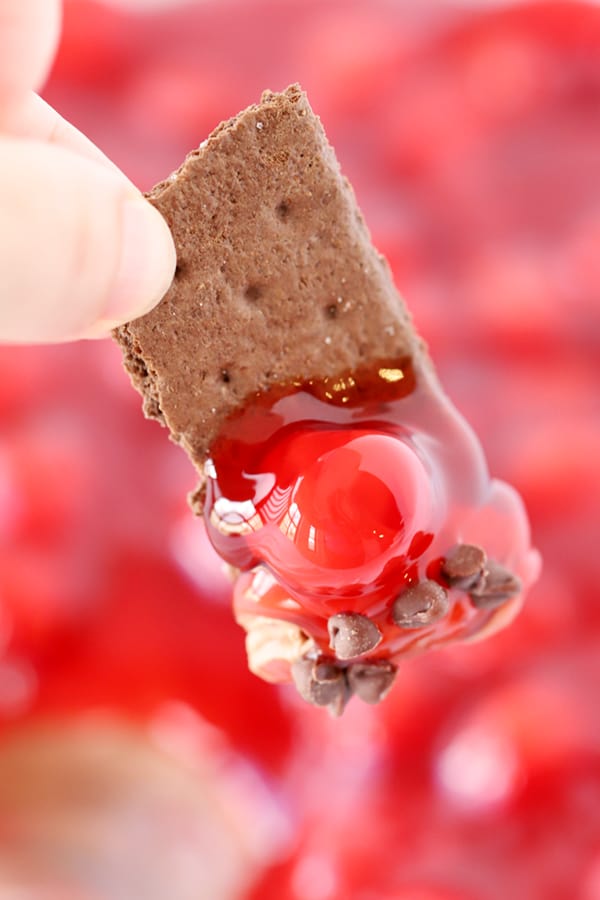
(209, 427), (437, 608)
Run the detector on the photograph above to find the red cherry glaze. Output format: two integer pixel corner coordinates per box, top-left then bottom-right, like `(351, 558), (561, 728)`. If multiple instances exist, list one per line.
(206, 359), (419, 578)
(205, 359), (539, 686)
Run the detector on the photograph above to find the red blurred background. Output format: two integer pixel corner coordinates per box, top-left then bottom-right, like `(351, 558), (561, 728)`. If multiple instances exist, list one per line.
(0, 0), (599, 897)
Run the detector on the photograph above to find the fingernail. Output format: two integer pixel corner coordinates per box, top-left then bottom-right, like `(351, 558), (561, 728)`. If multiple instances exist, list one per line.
(105, 197), (177, 324)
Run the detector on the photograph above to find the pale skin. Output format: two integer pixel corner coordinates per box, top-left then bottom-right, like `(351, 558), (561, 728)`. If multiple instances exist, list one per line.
(0, 0), (176, 344)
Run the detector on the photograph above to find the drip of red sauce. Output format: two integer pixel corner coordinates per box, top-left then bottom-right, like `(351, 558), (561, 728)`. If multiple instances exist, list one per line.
(204, 358), (540, 676)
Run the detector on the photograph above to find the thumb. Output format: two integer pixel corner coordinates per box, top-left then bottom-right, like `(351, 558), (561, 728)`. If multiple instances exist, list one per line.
(0, 137), (176, 344)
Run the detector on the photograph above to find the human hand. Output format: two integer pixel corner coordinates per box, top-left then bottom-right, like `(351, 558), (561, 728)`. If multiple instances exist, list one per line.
(0, 0), (176, 344)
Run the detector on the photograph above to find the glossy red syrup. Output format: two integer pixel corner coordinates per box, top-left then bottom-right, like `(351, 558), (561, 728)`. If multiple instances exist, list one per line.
(204, 359), (540, 679)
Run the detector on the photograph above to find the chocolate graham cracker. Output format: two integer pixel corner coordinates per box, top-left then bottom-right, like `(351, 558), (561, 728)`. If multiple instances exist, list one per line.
(115, 84), (424, 492)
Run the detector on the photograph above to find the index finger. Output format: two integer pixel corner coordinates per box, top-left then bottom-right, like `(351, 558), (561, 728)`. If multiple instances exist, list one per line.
(0, 0), (61, 104)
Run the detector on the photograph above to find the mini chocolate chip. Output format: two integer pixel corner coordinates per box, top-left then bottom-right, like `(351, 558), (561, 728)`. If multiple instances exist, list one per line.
(291, 658), (350, 717)
(328, 612), (382, 660)
(291, 658), (339, 704)
(347, 660), (397, 705)
(469, 560), (522, 609)
(220, 369), (231, 383)
(326, 304), (338, 318)
(327, 690), (350, 718)
(313, 660), (342, 683)
(392, 580), (449, 629)
(290, 657), (314, 697)
(442, 543), (487, 590)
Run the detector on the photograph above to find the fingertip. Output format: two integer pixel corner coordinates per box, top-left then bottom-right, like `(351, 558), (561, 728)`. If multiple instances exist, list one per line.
(0, 138), (176, 344)
(103, 198), (177, 326)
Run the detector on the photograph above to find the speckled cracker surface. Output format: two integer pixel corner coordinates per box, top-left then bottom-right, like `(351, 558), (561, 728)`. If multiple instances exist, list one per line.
(114, 85), (421, 472)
